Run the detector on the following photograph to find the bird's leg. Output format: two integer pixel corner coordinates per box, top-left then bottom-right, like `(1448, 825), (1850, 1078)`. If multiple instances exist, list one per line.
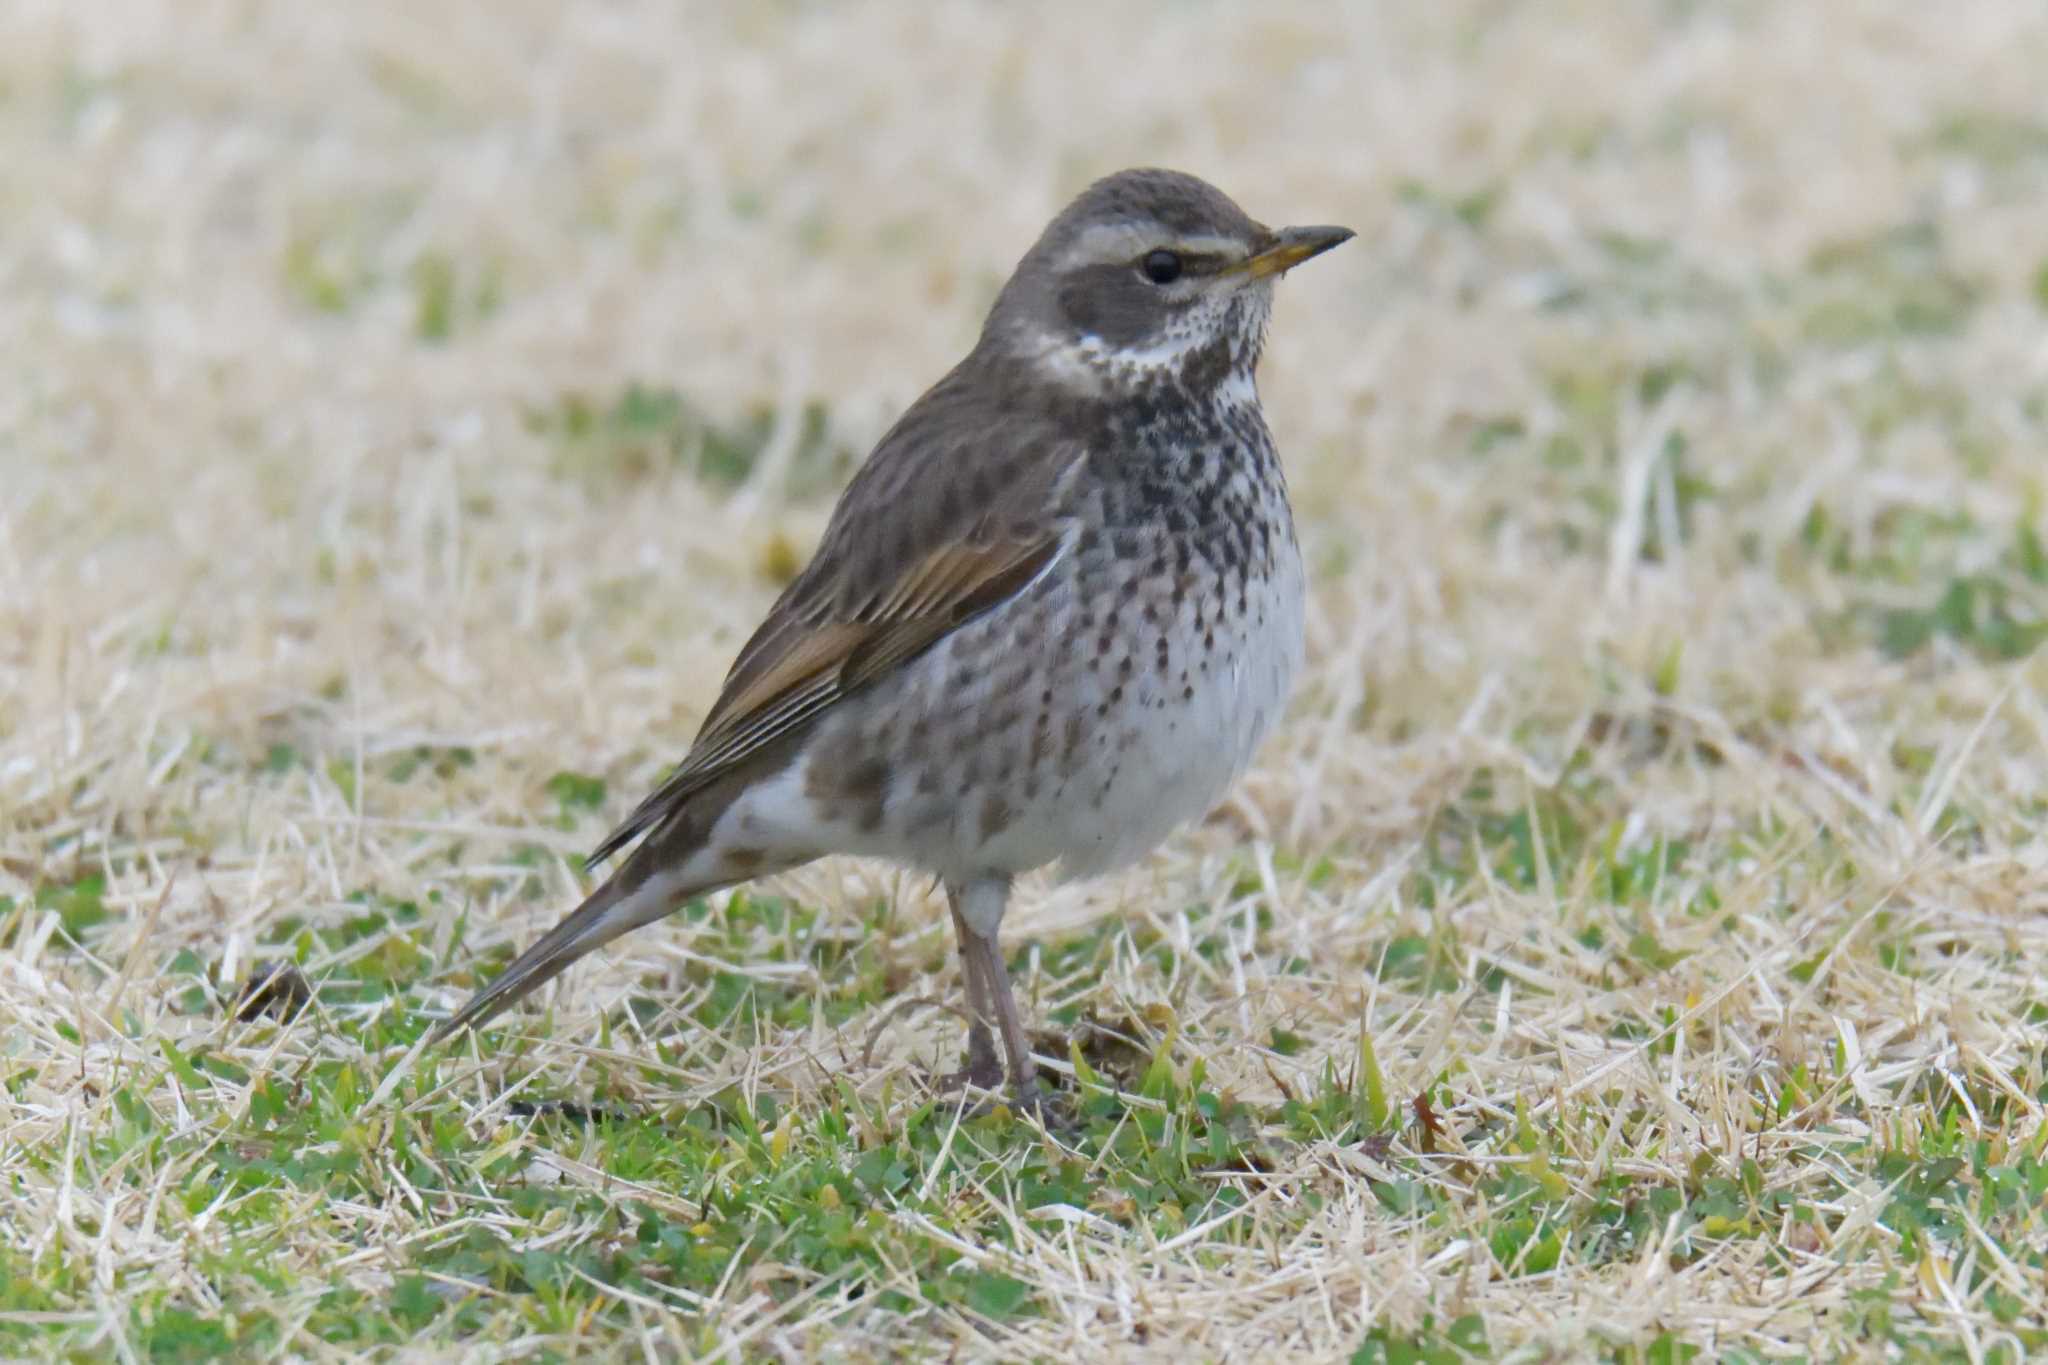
(941, 890), (1002, 1091)
(962, 926), (1039, 1105)
(950, 874), (1041, 1105)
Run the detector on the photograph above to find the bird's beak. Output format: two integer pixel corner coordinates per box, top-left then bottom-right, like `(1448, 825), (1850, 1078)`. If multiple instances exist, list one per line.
(1236, 224), (1356, 280)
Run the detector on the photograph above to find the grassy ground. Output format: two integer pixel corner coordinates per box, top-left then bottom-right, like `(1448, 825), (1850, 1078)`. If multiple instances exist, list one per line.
(4, 1), (2048, 1359)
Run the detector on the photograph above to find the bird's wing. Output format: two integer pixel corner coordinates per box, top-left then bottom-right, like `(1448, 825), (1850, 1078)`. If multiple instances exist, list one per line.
(587, 385), (1081, 866)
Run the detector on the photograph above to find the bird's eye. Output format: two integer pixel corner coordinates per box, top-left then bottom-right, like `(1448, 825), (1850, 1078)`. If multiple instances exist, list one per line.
(1141, 249), (1183, 285)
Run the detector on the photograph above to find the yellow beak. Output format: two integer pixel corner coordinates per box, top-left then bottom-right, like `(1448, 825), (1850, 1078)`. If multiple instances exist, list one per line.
(1237, 224), (1356, 280)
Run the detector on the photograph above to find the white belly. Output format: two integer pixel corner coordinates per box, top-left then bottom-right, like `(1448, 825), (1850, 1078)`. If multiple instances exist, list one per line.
(860, 530), (1306, 882)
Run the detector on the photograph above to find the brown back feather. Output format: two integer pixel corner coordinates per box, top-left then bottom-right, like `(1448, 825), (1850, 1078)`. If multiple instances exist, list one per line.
(588, 355), (1081, 866)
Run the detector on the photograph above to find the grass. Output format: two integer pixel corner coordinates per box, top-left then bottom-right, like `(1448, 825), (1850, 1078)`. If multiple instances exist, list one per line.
(4, 0), (2048, 1359)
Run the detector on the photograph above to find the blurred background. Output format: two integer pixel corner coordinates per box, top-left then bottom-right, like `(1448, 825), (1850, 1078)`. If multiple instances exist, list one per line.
(7, 0), (2044, 881)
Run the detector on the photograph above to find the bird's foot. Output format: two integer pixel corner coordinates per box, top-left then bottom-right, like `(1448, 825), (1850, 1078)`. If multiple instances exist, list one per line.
(931, 1056), (1006, 1095)
(928, 1020), (1003, 1095)
(1002, 1079), (1078, 1133)
(926, 1060), (1072, 1130)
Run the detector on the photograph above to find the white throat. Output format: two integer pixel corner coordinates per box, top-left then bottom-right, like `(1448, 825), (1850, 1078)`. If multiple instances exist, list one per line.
(1023, 288), (1270, 400)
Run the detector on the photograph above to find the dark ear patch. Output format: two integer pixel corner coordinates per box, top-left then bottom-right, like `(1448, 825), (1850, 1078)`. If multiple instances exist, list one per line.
(1057, 262), (1172, 348)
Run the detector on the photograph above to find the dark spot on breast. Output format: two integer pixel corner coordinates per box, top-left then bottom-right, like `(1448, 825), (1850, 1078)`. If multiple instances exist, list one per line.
(806, 750), (892, 833)
(722, 846), (769, 876)
(980, 794), (1013, 842)
(1062, 712), (1087, 766)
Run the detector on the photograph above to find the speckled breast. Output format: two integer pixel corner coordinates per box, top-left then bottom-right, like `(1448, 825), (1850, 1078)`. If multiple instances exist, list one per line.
(837, 401), (1306, 882)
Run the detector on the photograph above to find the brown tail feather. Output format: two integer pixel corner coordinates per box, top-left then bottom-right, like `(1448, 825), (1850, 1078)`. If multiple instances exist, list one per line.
(430, 868), (696, 1042)
(433, 751), (807, 1043)
(434, 815), (737, 1043)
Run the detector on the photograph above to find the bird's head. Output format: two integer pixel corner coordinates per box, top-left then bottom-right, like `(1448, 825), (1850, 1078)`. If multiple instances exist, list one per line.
(984, 167), (1352, 398)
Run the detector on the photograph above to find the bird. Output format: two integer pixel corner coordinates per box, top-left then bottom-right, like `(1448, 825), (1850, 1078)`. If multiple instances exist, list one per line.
(434, 168), (1352, 1107)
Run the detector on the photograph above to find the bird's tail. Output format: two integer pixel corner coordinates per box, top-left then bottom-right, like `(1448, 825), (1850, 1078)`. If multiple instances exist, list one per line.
(432, 752), (788, 1044)
(430, 861), (723, 1043)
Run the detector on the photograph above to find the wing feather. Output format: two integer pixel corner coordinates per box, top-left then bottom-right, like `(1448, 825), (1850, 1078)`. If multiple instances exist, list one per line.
(586, 522), (1067, 866)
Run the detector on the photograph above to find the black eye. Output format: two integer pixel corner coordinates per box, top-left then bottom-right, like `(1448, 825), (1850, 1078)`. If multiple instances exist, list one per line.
(1141, 249), (1183, 285)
